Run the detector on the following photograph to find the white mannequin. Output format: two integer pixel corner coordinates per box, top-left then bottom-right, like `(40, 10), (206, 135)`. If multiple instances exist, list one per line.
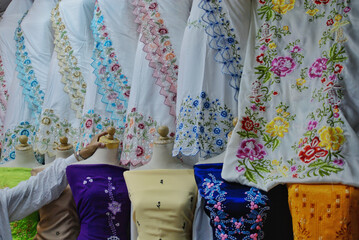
(196, 117), (238, 165)
(0, 135), (41, 168)
(73, 127), (124, 167)
(134, 126), (191, 170)
(33, 137), (74, 170)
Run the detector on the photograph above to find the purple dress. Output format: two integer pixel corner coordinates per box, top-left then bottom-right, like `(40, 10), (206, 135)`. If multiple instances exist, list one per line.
(66, 164), (130, 240)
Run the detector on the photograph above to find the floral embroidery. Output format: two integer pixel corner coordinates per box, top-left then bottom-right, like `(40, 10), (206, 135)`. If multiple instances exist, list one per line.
(271, 0), (295, 14)
(237, 139), (267, 161)
(232, 2), (351, 184)
(120, 108), (160, 166)
(201, 173), (269, 240)
(298, 137), (328, 164)
(77, 110), (124, 151)
(91, 0), (130, 126)
(318, 126), (344, 151)
(35, 109), (79, 156)
(132, 0), (179, 116)
(1, 122), (37, 163)
(198, 0), (243, 101)
(10, 211), (39, 239)
(0, 55), (8, 115)
(82, 176), (122, 239)
(105, 176), (121, 239)
(173, 92), (234, 159)
(51, 3), (86, 118)
(258, 0), (294, 21)
(15, 11), (44, 120)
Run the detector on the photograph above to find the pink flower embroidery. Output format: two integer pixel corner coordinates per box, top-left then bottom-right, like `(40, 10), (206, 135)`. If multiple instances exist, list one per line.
(333, 159), (344, 166)
(308, 58), (328, 78)
(344, 7), (351, 13)
(107, 92), (118, 101)
(291, 46), (301, 53)
(270, 56), (296, 77)
(236, 138), (266, 161)
(307, 120), (318, 131)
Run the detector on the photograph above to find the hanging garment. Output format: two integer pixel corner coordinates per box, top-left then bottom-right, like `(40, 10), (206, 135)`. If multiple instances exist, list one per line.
(77, 0), (138, 150)
(35, 0), (96, 156)
(0, 168), (39, 239)
(173, 0), (250, 161)
(66, 164), (130, 240)
(32, 167), (80, 240)
(288, 184), (359, 240)
(0, 0), (33, 141)
(120, 0), (192, 166)
(0, 0), (33, 162)
(1, 0), (57, 163)
(124, 169), (197, 240)
(222, 0), (359, 191)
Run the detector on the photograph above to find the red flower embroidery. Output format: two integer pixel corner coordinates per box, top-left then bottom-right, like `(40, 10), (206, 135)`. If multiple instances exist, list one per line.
(265, 38), (271, 43)
(136, 146), (144, 157)
(170, 132), (175, 137)
(299, 137), (328, 164)
(85, 119), (93, 129)
(334, 64), (343, 74)
(138, 123), (145, 129)
(259, 0), (266, 4)
(314, 0), (330, 4)
(273, 91), (278, 96)
(158, 28), (168, 35)
(326, 19), (334, 26)
(256, 53), (264, 64)
(149, 2), (158, 9)
(259, 106), (266, 112)
(111, 64), (120, 72)
(241, 117), (254, 132)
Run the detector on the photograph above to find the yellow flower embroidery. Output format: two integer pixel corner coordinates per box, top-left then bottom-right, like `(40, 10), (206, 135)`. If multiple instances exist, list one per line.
(318, 126), (345, 151)
(276, 108), (283, 113)
(283, 25), (289, 31)
(306, 8), (319, 16)
(282, 112), (290, 118)
(272, 159), (280, 166)
(296, 78), (306, 86)
(265, 116), (289, 138)
(269, 42), (277, 49)
(335, 14), (342, 22)
(272, 0), (295, 14)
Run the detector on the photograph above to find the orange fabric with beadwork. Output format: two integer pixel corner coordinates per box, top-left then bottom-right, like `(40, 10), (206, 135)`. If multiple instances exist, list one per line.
(288, 184), (359, 240)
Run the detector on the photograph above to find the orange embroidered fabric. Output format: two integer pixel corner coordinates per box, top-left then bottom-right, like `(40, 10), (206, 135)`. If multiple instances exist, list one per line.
(288, 184), (359, 240)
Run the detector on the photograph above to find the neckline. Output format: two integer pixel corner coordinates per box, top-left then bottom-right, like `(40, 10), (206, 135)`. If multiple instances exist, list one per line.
(67, 164), (128, 171)
(127, 168), (193, 173)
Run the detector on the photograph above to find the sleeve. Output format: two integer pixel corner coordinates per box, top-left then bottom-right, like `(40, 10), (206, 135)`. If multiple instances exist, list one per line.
(4, 155), (77, 222)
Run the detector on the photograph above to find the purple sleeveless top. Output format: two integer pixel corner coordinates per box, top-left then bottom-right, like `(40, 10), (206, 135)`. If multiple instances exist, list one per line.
(66, 164), (130, 240)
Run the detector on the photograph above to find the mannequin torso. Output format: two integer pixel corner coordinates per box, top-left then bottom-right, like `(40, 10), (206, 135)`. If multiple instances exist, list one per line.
(1, 136), (40, 168)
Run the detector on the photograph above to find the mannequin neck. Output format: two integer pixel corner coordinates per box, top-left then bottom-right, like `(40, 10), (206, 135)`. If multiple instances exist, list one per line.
(76, 147), (120, 166)
(55, 149), (74, 160)
(2, 148), (40, 168)
(137, 141), (187, 170)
